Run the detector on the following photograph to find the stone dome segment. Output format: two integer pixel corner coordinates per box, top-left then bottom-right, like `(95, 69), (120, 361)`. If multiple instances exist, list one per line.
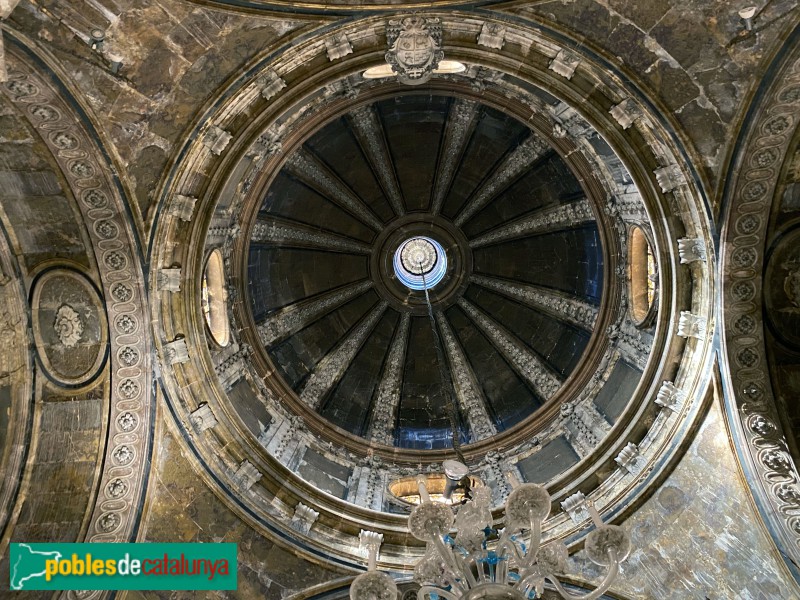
(246, 94), (604, 450)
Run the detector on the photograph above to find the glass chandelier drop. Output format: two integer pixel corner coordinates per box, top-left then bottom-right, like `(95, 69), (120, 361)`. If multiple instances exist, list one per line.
(350, 475), (631, 600)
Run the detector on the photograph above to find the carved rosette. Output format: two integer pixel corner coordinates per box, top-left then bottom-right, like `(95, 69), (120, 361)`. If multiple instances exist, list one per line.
(721, 47), (800, 570)
(2, 53), (151, 546)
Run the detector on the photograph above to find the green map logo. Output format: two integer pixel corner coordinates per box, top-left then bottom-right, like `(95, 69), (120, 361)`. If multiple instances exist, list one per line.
(9, 543), (237, 591)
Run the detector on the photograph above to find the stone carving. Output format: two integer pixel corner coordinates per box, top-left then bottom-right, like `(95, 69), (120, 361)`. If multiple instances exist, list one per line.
(203, 125), (232, 156)
(469, 198), (594, 248)
(54, 304), (82, 347)
(368, 312), (410, 444)
(471, 275), (597, 331)
(455, 134), (551, 227)
(654, 164), (686, 193)
(549, 49), (580, 79)
(385, 16), (443, 86)
(157, 268), (181, 292)
(677, 311), (707, 340)
(325, 33), (353, 61)
(457, 298), (561, 399)
(290, 502), (319, 534)
(348, 105), (405, 216)
(258, 69), (286, 100)
(4, 60), (151, 547)
(480, 451), (511, 504)
(431, 99), (478, 215)
(162, 338), (189, 365)
(171, 194), (197, 222)
(561, 491), (589, 525)
(299, 301), (388, 408)
(259, 280), (373, 347)
(233, 460), (262, 491)
(252, 218), (371, 254)
(190, 402), (218, 433)
(562, 400), (611, 457)
(214, 343), (250, 391)
(477, 22), (506, 50)
(0, 0), (22, 20)
(615, 442), (643, 475)
(609, 98), (642, 130)
(286, 149), (383, 231)
(607, 317), (653, 370)
(435, 312), (497, 441)
(678, 238), (707, 264)
(655, 381), (685, 412)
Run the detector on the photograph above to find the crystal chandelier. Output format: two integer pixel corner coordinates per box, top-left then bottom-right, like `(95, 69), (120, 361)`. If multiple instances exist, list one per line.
(350, 474), (631, 600)
(350, 253), (632, 600)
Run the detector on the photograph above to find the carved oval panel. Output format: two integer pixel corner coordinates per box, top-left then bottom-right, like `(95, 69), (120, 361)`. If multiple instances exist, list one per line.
(31, 269), (108, 386)
(765, 226), (800, 349)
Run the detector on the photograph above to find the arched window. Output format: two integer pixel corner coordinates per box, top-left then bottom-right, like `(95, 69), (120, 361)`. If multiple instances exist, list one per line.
(202, 249), (230, 346)
(629, 226), (657, 325)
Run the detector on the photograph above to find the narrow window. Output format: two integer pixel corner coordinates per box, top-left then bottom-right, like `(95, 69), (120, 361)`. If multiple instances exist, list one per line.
(202, 249), (230, 346)
(629, 226), (657, 325)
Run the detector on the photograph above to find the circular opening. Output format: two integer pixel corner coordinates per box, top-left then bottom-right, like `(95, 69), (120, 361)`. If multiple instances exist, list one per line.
(388, 473), (484, 506)
(393, 236), (447, 290)
(202, 249), (231, 347)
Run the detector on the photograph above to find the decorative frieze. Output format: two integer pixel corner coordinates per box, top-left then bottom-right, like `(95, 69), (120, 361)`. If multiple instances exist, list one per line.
(477, 22), (506, 49)
(367, 313), (410, 444)
(435, 312), (497, 441)
(562, 400), (611, 457)
(325, 33), (353, 61)
(171, 195), (197, 222)
(189, 403), (218, 433)
(609, 98), (642, 130)
(259, 280), (373, 348)
(469, 198), (594, 248)
(214, 343), (250, 391)
(677, 311), (707, 340)
(233, 460), (262, 491)
(471, 275), (597, 331)
(258, 69), (286, 100)
(455, 134), (551, 227)
(654, 164), (686, 193)
(290, 502), (319, 534)
(157, 268), (181, 293)
(299, 301), (388, 408)
(678, 238), (707, 264)
(561, 491), (589, 525)
(162, 338), (189, 365)
(480, 450), (511, 504)
(202, 125), (232, 156)
(655, 381), (685, 412)
(549, 49), (580, 79)
(458, 298), (562, 399)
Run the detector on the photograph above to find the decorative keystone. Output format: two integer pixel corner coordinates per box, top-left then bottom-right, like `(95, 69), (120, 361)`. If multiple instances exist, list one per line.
(549, 49), (580, 79)
(609, 98), (642, 130)
(477, 22), (506, 49)
(163, 338), (189, 365)
(203, 125), (232, 156)
(157, 268), (181, 293)
(561, 491), (589, 525)
(233, 460), (262, 491)
(678, 238), (707, 264)
(290, 502), (320, 534)
(258, 69), (286, 100)
(171, 195), (197, 222)
(325, 33), (353, 61)
(615, 442), (642, 475)
(677, 311), (706, 340)
(190, 403), (218, 432)
(656, 381), (685, 412)
(654, 164), (686, 193)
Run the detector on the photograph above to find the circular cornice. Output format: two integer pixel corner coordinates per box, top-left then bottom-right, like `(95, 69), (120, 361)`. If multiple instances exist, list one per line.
(151, 11), (716, 572)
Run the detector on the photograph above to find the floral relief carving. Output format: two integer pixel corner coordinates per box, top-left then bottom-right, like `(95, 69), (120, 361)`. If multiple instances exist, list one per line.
(54, 304), (82, 348)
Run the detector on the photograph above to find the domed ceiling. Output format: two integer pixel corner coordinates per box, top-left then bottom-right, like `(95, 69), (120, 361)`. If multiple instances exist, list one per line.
(247, 94), (604, 450)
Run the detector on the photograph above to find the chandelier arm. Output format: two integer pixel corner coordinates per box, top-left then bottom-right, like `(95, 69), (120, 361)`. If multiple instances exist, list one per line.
(524, 516), (543, 569)
(544, 548), (620, 600)
(418, 585), (460, 600)
(431, 532), (471, 592)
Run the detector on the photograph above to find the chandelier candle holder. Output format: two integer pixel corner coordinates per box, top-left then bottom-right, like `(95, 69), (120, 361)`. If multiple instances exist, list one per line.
(351, 473), (631, 600)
